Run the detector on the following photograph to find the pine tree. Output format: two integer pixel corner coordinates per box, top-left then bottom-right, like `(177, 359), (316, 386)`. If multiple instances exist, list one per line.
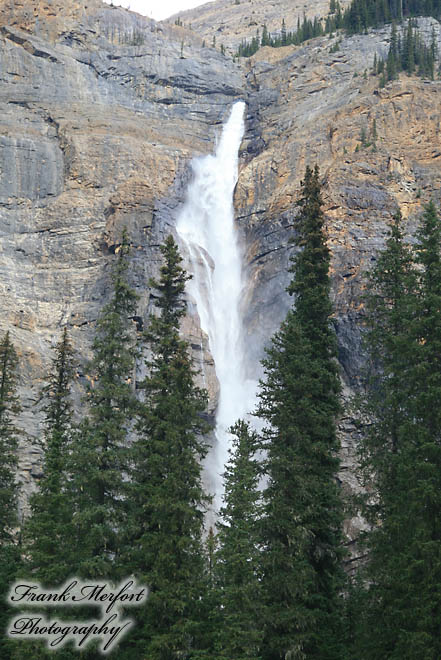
(69, 229), (139, 580)
(23, 328), (77, 586)
(0, 332), (21, 660)
(122, 235), (210, 659)
(0, 332), (20, 546)
(401, 200), (441, 658)
(387, 21), (399, 79)
(355, 204), (441, 659)
(281, 18), (287, 46)
(258, 166), (345, 660)
(261, 24), (270, 47)
(215, 420), (263, 659)
(360, 210), (417, 459)
(403, 18), (415, 74)
(352, 211), (417, 657)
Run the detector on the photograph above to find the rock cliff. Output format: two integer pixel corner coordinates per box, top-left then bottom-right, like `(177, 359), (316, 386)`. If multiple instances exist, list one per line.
(1, 0), (441, 549)
(168, 0), (352, 52)
(0, 0), (244, 504)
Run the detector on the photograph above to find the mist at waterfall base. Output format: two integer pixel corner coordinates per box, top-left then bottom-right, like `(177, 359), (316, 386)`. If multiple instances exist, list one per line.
(176, 101), (259, 515)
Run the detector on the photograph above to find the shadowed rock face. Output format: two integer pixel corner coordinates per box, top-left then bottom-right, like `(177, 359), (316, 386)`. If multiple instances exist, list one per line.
(1, 1), (441, 547)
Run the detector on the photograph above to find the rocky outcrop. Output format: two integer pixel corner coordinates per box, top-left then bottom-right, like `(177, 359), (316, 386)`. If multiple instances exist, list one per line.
(168, 0), (352, 53)
(234, 17), (441, 549)
(238, 18), (441, 390)
(0, 0), (244, 504)
(1, 0), (441, 550)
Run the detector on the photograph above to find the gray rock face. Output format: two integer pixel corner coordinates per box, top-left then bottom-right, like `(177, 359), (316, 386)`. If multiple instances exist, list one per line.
(1, 1), (441, 553)
(0, 134), (63, 201)
(0, 3), (245, 508)
(167, 0), (353, 52)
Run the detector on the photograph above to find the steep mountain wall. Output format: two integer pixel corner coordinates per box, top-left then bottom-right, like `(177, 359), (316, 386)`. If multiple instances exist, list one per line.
(1, 0), (441, 546)
(236, 18), (441, 544)
(167, 0), (352, 51)
(0, 0), (244, 503)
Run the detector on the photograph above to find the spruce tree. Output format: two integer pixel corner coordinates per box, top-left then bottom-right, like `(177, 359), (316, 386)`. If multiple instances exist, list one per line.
(387, 21), (399, 79)
(281, 18), (287, 46)
(215, 420), (263, 659)
(258, 166), (345, 660)
(0, 332), (21, 660)
(360, 210), (417, 466)
(122, 235), (209, 659)
(356, 203), (441, 659)
(0, 332), (20, 547)
(401, 200), (441, 657)
(23, 328), (77, 586)
(353, 211), (418, 658)
(69, 229), (139, 580)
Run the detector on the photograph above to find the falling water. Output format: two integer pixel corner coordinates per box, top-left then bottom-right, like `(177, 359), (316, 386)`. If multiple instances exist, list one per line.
(176, 101), (256, 512)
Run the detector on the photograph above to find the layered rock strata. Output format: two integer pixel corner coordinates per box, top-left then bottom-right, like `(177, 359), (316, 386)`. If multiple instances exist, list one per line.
(1, 0), (440, 552)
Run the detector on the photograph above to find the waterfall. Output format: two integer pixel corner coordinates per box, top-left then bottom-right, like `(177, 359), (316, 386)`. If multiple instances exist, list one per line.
(176, 101), (256, 512)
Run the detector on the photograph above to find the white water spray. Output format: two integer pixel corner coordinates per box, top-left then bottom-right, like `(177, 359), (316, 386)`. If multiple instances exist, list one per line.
(176, 101), (257, 511)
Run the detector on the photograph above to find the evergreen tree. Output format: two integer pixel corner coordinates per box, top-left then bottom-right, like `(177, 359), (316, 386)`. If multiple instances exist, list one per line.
(122, 235), (209, 659)
(356, 204), (441, 659)
(258, 166), (345, 660)
(403, 18), (416, 73)
(261, 24), (270, 47)
(69, 229), (139, 580)
(0, 332), (21, 660)
(281, 18), (287, 46)
(0, 332), (20, 547)
(360, 210), (417, 459)
(343, 0), (441, 33)
(352, 211), (418, 658)
(387, 21), (399, 78)
(23, 328), (77, 586)
(215, 420), (263, 659)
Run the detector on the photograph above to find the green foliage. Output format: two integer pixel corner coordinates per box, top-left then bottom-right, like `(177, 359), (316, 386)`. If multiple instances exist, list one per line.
(215, 420), (263, 659)
(69, 229), (139, 580)
(122, 235), (210, 659)
(360, 126), (368, 146)
(281, 18), (287, 45)
(343, 0), (441, 33)
(355, 15), (437, 86)
(0, 332), (20, 544)
(354, 205), (441, 658)
(23, 328), (77, 586)
(235, 0), (439, 60)
(236, 14), (325, 57)
(258, 166), (345, 660)
(0, 332), (21, 660)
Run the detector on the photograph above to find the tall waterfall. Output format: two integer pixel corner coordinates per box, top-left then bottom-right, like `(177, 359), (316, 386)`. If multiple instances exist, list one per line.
(176, 101), (256, 512)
